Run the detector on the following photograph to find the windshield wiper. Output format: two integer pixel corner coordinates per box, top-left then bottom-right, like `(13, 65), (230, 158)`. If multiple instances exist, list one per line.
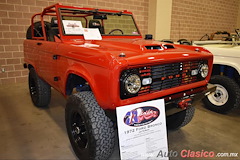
(115, 11), (123, 16)
(72, 9), (99, 14)
(88, 9), (99, 13)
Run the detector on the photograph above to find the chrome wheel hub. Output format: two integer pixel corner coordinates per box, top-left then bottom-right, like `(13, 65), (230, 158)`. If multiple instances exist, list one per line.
(207, 84), (228, 106)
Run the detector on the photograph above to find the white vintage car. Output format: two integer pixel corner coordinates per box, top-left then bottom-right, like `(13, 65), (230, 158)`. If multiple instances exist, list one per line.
(192, 32), (240, 113)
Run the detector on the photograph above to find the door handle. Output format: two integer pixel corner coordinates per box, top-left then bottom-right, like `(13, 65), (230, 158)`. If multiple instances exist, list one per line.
(37, 42), (42, 45)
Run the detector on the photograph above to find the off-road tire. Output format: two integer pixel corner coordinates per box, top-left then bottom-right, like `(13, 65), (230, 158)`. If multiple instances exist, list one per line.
(65, 91), (115, 160)
(203, 75), (240, 113)
(28, 68), (51, 107)
(166, 107), (195, 130)
(26, 21), (51, 39)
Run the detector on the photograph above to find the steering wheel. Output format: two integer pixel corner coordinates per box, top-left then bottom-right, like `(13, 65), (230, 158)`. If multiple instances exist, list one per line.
(108, 29), (124, 35)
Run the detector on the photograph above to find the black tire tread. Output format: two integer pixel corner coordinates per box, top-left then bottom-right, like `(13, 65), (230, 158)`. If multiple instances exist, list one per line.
(26, 21), (51, 39)
(28, 68), (51, 107)
(167, 107), (195, 130)
(179, 107), (195, 128)
(66, 91), (115, 160)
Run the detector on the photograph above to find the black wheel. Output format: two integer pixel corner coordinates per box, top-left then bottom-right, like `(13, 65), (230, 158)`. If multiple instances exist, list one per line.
(26, 21), (51, 39)
(65, 91), (115, 160)
(203, 75), (240, 113)
(28, 68), (51, 107)
(166, 107), (195, 130)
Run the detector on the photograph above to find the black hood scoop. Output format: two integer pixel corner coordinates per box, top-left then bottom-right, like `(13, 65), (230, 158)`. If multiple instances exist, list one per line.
(145, 45), (162, 50)
(163, 44), (175, 49)
(145, 44), (175, 50)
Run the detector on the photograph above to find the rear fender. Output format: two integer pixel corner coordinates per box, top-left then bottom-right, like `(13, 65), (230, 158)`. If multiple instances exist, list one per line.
(24, 60), (37, 72)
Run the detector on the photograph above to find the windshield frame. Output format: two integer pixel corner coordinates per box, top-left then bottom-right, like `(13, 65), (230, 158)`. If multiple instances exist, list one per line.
(58, 8), (141, 38)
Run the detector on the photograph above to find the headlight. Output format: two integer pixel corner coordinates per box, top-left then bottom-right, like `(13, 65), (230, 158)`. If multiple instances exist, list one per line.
(124, 74), (141, 94)
(199, 64), (209, 78)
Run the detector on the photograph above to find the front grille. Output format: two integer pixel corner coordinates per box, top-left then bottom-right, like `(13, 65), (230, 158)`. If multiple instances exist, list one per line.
(138, 60), (205, 95)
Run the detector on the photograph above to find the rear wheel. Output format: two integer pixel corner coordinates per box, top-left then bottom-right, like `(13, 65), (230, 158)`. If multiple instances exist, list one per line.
(65, 91), (115, 160)
(28, 68), (51, 107)
(166, 107), (195, 130)
(203, 75), (240, 113)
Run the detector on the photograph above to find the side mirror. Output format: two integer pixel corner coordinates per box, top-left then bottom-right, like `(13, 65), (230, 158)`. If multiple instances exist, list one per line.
(145, 34), (153, 40)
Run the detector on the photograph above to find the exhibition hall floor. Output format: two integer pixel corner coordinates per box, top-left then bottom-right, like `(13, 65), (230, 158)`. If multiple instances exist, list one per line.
(0, 83), (239, 160)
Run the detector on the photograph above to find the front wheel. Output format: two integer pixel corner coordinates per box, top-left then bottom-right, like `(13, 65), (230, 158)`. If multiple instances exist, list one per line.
(166, 107), (195, 130)
(65, 91), (115, 160)
(203, 75), (240, 113)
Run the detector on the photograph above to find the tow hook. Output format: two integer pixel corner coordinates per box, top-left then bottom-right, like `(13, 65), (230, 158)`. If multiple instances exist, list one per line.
(178, 98), (192, 109)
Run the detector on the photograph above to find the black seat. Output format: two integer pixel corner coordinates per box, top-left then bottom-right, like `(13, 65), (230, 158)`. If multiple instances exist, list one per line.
(48, 17), (60, 41)
(89, 20), (104, 34)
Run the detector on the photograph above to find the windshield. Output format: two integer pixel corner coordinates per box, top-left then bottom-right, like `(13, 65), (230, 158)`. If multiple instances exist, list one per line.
(59, 8), (140, 36)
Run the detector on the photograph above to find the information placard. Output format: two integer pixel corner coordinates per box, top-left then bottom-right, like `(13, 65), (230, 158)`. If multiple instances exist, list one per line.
(116, 99), (169, 160)
(62, 20), (83, 34)
(82, 28), (102, 40)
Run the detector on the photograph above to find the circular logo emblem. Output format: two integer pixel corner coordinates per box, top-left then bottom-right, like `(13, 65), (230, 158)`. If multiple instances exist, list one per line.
(123, 106), (160, 127)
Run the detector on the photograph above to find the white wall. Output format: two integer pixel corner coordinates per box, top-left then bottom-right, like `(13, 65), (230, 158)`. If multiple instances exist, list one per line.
(148, 0), (172, 40)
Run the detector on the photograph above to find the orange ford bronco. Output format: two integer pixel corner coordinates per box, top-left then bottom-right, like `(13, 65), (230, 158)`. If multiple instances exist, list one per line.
(24, 3), (215, 160)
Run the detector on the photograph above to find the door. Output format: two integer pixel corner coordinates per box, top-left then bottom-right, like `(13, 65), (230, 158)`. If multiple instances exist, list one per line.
(34, 40), (60, 90)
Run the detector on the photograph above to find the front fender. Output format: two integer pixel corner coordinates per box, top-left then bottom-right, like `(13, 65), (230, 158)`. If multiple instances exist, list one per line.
(63, 63), (111, 109)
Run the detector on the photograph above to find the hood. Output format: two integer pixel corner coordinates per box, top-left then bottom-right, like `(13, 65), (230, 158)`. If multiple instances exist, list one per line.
(199, 45), (240, 58)
(67, 38), (211, 66)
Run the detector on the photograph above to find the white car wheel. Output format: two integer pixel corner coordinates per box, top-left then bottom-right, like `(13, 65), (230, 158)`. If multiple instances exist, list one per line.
(203, 75), (240, 113)
(207, 84), (228, 106)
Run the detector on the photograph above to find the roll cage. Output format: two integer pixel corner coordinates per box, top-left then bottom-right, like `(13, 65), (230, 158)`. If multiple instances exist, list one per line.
(30, 3), (142, 42)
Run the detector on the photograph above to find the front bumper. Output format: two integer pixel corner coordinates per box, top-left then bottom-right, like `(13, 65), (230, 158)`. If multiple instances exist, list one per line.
(165, 84), (216, 116)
